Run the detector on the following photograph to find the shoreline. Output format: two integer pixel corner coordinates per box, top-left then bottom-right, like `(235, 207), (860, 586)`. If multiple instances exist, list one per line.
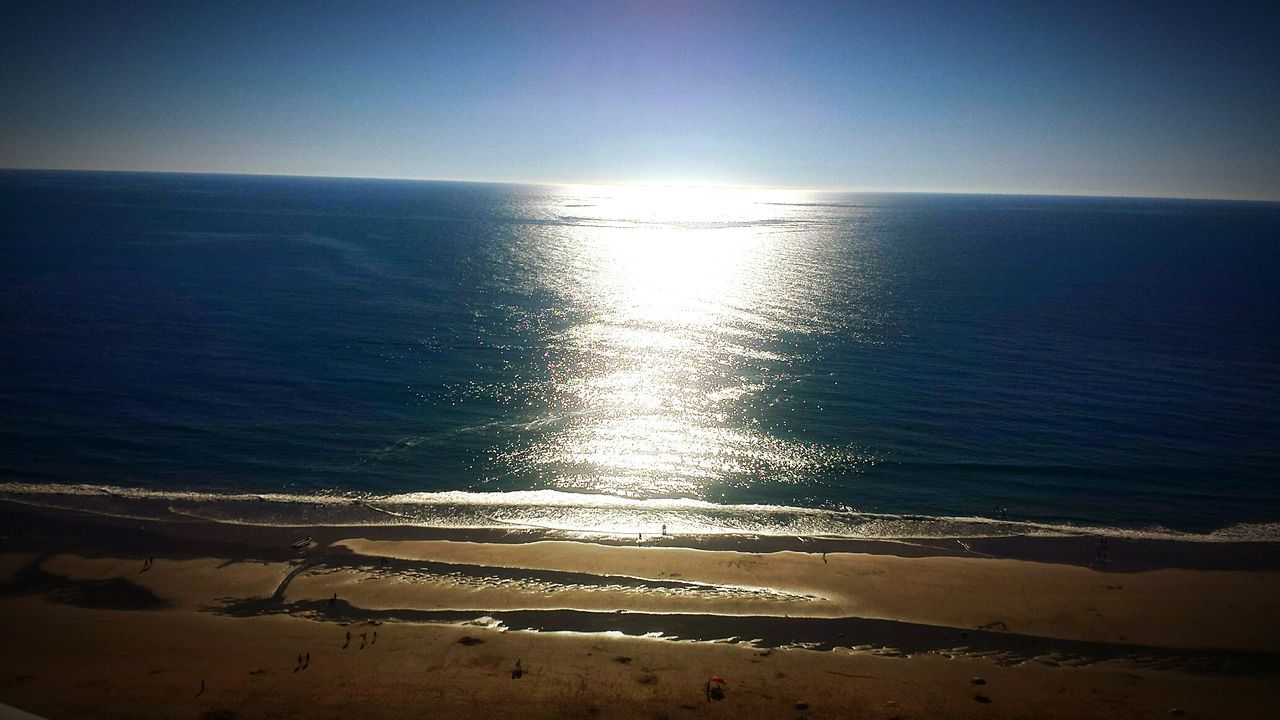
(3, 501), (1279, 718)
(5, 499), (1280, 573)
(5, 481), (1280, 547)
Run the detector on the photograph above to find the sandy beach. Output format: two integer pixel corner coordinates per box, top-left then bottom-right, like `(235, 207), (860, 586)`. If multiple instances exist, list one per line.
(1, 503), (1278, 719)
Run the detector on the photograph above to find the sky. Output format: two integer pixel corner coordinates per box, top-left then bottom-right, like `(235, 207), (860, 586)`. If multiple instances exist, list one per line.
(1, 0), (1278, 200)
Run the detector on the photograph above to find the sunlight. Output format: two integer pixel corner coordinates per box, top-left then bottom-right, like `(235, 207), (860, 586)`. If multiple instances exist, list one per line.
(506, 184), (835, 500)
(553, 184), (804, 327)
(565, 184), (789, 226)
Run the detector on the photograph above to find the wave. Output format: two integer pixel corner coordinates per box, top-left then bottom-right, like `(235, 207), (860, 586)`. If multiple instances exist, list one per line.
(2, 481), (1277, 543)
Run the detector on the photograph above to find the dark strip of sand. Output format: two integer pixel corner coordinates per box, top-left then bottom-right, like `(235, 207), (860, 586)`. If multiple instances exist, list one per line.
(5, 500), (1279, 572)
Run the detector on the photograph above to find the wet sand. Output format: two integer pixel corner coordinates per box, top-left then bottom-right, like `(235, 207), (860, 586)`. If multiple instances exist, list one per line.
(1, 503), (1278, 718)
(330, 537), (1280, 650)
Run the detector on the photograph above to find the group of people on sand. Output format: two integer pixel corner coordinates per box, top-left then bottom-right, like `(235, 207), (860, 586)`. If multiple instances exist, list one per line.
(329, 591), (381, 651)
(341, 629), (376, 650)
(638, 524), (670, 542)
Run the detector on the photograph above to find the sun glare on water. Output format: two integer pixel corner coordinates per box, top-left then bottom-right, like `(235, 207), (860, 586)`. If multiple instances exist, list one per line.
(489, 184), (874, 531)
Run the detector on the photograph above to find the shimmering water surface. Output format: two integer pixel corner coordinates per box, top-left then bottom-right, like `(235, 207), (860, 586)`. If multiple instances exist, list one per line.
(1, 171), (1278, 537)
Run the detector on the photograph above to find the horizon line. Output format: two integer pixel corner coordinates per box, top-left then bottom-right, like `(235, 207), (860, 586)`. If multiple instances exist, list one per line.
(3, 165), (1277, 204)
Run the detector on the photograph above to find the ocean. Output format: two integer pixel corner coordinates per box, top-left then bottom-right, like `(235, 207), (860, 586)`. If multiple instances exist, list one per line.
(1, 170), (1278, 539)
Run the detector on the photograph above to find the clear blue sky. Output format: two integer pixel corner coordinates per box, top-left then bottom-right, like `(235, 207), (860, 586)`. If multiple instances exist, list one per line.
(2, 0), (1277, 199)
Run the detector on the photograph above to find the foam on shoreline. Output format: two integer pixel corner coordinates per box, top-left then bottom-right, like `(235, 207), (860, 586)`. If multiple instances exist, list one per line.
(2, 480), (1278, 543)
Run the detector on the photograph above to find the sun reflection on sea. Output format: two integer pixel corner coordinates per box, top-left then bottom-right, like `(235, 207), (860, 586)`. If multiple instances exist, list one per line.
(492, 184), (875, 515)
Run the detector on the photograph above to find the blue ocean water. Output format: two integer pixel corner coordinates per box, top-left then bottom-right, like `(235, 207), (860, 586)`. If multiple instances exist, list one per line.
(1, 170), (1278, 538)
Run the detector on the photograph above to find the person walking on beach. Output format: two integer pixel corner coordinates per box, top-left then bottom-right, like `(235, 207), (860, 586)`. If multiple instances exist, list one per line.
(707, 675), (727, 701)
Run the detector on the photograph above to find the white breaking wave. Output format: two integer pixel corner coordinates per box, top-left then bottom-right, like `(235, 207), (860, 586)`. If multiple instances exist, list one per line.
(1, 480), (1278, 542)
